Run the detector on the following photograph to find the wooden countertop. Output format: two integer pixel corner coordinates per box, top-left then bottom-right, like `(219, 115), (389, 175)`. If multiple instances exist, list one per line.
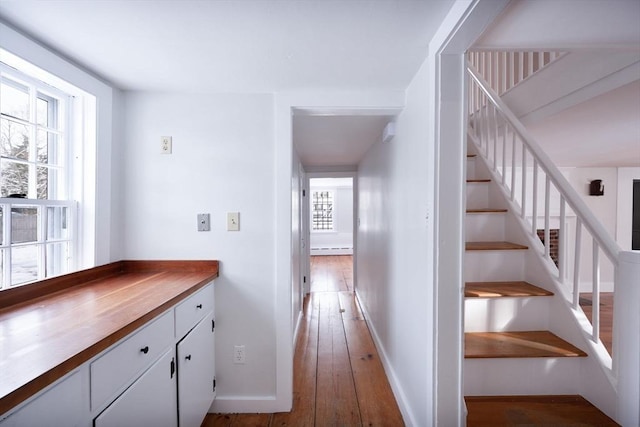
(0, 260), (219, 415)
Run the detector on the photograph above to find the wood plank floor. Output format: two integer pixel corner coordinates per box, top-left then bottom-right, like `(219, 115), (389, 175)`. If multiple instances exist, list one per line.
(466, 395), (619, 426)
(204, 256), (403, 427)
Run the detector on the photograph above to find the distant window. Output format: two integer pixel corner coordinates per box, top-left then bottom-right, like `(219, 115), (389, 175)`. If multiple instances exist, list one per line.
(312, 190), (333, 231)
(0, 61), (75, 288)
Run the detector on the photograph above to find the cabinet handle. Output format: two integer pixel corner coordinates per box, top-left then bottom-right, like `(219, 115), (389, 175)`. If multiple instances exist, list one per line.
(140, 346), (149, 354)
(196, 304), (203, 309)
(185, 354), (192, 361)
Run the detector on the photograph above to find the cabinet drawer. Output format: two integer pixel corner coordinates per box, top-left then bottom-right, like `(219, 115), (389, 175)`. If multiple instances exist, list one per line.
(175, 283), (213, 339)
(90, 310), (173, 411)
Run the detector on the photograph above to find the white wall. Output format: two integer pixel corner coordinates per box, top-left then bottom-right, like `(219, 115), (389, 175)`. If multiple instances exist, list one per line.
(291, 151), (304, 339)
(310, 180), (353, 254)
(357, 58), (433, 427)
(121, 92), (278, 410)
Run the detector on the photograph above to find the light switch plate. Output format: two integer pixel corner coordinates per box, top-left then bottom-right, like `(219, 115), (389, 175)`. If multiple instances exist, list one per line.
(197, 213), (210, 231)
(227, 212), (239, 231)
(161, 136), (172, 154)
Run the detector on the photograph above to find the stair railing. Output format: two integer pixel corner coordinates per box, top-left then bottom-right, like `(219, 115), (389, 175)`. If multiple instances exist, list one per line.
(467, 61), (619, 340)
(467, 50), (565, 96)
(467, 62), (640, 425)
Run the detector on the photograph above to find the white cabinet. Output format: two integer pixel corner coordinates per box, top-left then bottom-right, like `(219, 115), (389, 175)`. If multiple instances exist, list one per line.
(0, 282), (215, 427)
(0, 370), (87, 427)
(177, 311), (216, 427)
(94, 348), (177, 427)
(90, 310), (174, 411)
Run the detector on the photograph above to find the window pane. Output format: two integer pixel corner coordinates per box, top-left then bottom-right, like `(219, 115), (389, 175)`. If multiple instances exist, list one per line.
(1, 120), (30, 160)
(11, 244), (39, 286)
(37, 131), (60, 165)
(37, 166), (61, 200)
(312, 190), (333, 231)
(46, 242), (68, 277)
(1, 161), (29, 197)
(36, 97), (49, 127)
(1, 81), (29, 120)
(47, 206), (68, 240)
(11, 206), (38, 244)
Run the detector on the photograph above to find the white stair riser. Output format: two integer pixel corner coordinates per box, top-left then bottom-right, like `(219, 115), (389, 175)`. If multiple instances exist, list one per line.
(464, 358), (580, 396)
(467, 158), (477, 179)
(465, 297), (550, 332)
(465, 214), (506, 241)
(466, 183), (490, 209)
(465, 251), (525, 282)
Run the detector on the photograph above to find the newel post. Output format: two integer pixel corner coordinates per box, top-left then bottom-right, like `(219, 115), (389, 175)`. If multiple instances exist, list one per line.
(613, 251), (640, 426)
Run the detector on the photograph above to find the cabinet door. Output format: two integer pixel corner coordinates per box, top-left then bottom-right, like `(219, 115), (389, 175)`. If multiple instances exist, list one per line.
(0, 370), (85, 427)
(177, 311), (215, 427)
(95, 348), (177, 427)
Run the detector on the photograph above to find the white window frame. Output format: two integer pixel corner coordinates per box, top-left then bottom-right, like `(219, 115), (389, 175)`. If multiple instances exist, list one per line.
(0, 56), (81, 289)
(311, 189), (335, 232)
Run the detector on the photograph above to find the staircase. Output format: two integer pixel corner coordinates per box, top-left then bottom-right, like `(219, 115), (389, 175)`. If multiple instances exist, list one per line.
(463, 145), (618, 426)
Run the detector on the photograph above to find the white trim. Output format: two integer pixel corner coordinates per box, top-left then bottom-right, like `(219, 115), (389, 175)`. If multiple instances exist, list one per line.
(355, 288), (416, 426)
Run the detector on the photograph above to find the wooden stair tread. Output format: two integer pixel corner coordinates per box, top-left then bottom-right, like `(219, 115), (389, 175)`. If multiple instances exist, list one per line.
(465, 395), (619, 426)
(467, 154), (477, 158)
(466, 179), (491, 183)
(465, 281), (553, 298)
(466, 241), (528, 251)
(465, 331), (587, 358)
(466, 208), (507, 214)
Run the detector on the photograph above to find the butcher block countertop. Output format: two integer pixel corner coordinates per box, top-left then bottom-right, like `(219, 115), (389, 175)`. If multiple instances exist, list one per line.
(0, 260), (219, 415)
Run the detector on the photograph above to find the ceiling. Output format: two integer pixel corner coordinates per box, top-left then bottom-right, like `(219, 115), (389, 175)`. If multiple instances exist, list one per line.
(472, 0), (640, 168)
(0, 0), (454, 93)
(293, 115), (393, 168)
(0, 0), (456, 169)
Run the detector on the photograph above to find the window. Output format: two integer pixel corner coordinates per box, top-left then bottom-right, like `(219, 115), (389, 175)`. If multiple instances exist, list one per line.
(0, 61), (75, 289)
(312, 190), (333, 231)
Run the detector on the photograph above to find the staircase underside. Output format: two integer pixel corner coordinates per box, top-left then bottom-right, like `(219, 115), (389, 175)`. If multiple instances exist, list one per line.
(465, 395), (619, 426)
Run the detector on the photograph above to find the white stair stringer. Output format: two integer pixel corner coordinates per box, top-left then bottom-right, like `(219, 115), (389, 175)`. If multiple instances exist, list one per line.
(464, 133), (618, 418)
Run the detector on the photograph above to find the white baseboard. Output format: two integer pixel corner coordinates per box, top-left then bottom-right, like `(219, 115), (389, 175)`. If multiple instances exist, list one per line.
(209, 396), (280, 413)
(355, 289), (415, 426)
(310, 247), (353, 256)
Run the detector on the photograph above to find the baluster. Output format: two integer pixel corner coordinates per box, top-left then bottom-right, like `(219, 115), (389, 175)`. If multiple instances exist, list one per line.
(488, 52), (493, 90)
(510, 131), (517, 201)
(531, 159), (538, 236)
(493, 51), (499, 92)
(492, 104), (498, 171)
(592, 240), (600, 342)
(559, 196), (566, 280)
(501, 119), (507, 186)
(537, 52), (544, 71)
(544, 176), (551, 259)
(521, 145), (527, 219)
(501, 52), (507, 94)
(508, 52), (514, 89)
(572, 217), (582, 309)
(528, 51), (534, 77)
(518, 52), (524, 83)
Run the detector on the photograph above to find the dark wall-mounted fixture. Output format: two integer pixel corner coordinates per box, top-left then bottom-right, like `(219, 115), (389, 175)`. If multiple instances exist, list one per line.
(589, 179), (604, 196)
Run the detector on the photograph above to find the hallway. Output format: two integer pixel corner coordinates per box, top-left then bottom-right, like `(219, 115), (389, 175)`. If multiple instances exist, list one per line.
(205, 255), (404, 426)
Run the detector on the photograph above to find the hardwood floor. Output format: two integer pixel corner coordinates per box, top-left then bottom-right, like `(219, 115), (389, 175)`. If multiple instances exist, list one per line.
(203, 255), (404, 427)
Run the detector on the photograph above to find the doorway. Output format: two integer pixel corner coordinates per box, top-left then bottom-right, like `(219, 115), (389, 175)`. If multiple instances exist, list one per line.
(308, 177), (354, 293)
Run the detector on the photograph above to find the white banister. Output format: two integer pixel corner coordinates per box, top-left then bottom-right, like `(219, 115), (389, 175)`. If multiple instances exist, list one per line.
(467, 63), (620, 263)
